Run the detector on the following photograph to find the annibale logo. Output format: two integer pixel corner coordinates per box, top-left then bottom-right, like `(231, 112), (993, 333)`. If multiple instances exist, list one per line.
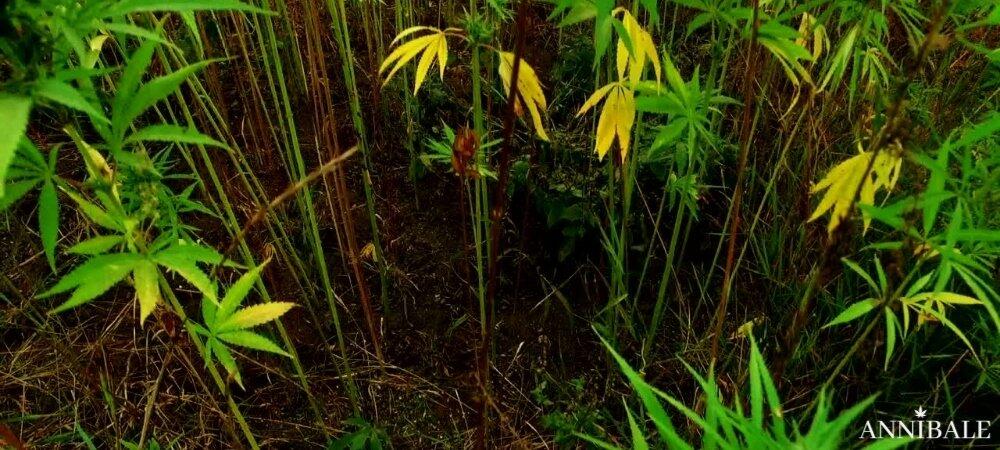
(860, 406), (993, 442)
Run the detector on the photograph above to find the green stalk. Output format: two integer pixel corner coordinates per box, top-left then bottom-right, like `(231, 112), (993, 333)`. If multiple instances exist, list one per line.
(142, 15), (357, 419)
(328, 0), (391, 349)
(470, 40), (488, 339)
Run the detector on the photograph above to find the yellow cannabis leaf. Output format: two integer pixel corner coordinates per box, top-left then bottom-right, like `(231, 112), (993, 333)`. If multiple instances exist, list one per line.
(133, 260), (161, 325)
(498, 51), (550, 141)
(783, 13), (827, 117)
(361, 242), (378, 262)
(808, 146), (902, 235)
(380, 26), (459, 94)
(795, 13), (827, 62)
(577, 81), (635, 160)
(84, 34), (110, 69)
(902, 292), (982, 332)
(216, 302), (297, 332)
(613, 8), (661, 86)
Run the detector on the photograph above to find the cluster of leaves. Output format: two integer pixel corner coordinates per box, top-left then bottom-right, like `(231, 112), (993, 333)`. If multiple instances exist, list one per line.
(380, 24), (551, 142)
(575, 7), (661, 160)
(533, 377), (609, 445)
(194, 263), (296, 386)
(808, 145), (903, 235)
(823, 114), (1000, 369)
(420, 122), (501, 180)
(582, 332), (910, 449)
(326, 417), (390, 450)
(537, 0), (1000, 447)
(0, 0), (291, 384)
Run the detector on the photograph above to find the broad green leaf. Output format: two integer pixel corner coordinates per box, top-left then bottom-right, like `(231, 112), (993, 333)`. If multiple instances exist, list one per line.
(820, 25), (858, 91)
(884, 307), (898, 370)
(16, 138), (47, 171)
(841, 258), (880, 293)
(952, 229), (1000, 242)
(113, 39), (158, 135)
(209, 338), (241, 386)
(751, 338), (783, 424)
(153, 253), (218, 302)
(638, 0), (660, 24)
(954, 112), (1000, 148)
(216, 302), (295, 333)
(594, 14), (614, 69)
(922, 308), (977, 354)
(49, 258), (138, 313)
(857, 204), (905, 231)
(63, 189), (122, 231)
(133, 259), (161, 324)
(67, 235), (123, 255)
(218, 263), (268, 321)
(201, 296), (218, 329)
(39, 180), (59, 271)
(98, 22), (172, 46)
(686, 12), (714, 37)
(905, 273), (933, 298)
(953, 265), (1000, 331)
(34, 80), (109, 124)
(651, 119), (687, 151)
(573, 433), (621, 450)
(0, 179), (40, 211)
(598, 334), (691, 450)
(0, 96), (32, 196)
(824, 299), (878, 328)
(824, 394), (878, 440)
(749, 338), (764, 427)
(179, 11), (204, 57)
(125, 124), (228, 148)
(557, 3), (597, 26)
(40, 253), (143, 297)
(651, 386), (727, 445)
(102, 0), (273, 17)
(862, 437), (916, 450)
(624, 402), (649, 450)
(662, 52), (687, 101)
(155, 240), (229, 265)
(122, 60), (217, 128)
(216, 330), (289, 356)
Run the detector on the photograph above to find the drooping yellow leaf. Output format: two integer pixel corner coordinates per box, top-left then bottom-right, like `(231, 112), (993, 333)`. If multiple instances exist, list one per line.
(413, 37), (438, 94)
(577, 83), (615, 114)
(361, 242), (377, 262)
(84, 34), (110, 69)
(795, 13), (827, 61)
(390, 25), (436, 45)
(577, 82), (635, 160)
(437, 34), (448, 80)
(613, 8), (661, 86)
(808, 145), (902, 235)
(381, 35), (436, 79)
(498, 51), (550, 141)
(380, 27), (459, 94)
(217, 301), (296, 332)
(133, 259), (161, 325)
(909, 292), (983, 306)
